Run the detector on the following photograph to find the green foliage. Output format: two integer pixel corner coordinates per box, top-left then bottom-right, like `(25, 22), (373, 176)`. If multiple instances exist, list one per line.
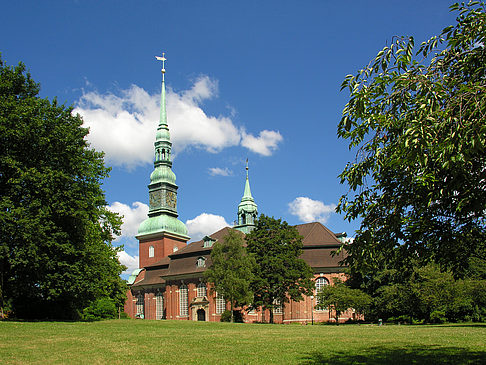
(82, 297), (117, 321)
(337, 2), (486, 276)
(246, 215), (315, 323)
(366, 264), (486, 323)
(219, 309), (244, 323)
(0, 55), (127, 319)
(316, 279), (371, 323)
(204, 229), (254, 322)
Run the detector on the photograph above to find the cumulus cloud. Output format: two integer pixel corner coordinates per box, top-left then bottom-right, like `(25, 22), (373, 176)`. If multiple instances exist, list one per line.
(208, 167), (232, 176)
(186, 213), (230, 241)
(108, 201), (149, 240)
(74, 76), (283, 169)
(117, 250), (139, 274)
(241, 130), (283, 156)
(288, 197), (336, 224)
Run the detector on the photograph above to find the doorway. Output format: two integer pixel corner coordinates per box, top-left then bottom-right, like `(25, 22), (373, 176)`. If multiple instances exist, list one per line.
(197, 308), (206, 321)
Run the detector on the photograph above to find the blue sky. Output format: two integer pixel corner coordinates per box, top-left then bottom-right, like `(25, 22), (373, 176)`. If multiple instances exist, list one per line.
(1, 1), (457, 273)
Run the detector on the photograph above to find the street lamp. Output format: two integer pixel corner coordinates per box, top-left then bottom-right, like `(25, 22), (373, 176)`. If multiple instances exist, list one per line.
(310, 296), (314, 325)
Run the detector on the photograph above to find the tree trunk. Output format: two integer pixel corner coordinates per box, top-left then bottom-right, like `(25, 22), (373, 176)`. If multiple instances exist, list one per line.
(269, 308), (274, 324)
(230, 301), (234, 323)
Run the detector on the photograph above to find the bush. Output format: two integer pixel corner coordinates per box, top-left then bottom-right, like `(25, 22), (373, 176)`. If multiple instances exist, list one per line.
(430, 310), (447, 324)
(82, 298), (117, 321)
(220, 310), (244, 323)
(220, 310), (232, 322)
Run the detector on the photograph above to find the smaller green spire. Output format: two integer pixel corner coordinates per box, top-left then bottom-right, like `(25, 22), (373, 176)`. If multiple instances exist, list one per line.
(235, 159), (258, 234)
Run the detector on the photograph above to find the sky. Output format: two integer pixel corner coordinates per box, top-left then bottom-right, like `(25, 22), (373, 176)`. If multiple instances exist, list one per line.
(1, 0), (458, 275)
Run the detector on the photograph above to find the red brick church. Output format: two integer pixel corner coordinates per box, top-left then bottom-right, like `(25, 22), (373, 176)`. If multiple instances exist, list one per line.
(124, 56), (354, 323)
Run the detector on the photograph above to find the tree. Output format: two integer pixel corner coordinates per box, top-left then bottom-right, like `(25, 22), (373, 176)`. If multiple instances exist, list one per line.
(315, 279), (371, 323)
(0, 55), (127, 319)
(246, 215), (314, 323)
(204, 229), (254, 322)
(337, 2), (486, 277)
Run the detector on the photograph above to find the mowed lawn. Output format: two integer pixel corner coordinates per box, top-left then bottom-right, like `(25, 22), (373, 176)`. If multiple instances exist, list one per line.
(1, 320), (485, 364)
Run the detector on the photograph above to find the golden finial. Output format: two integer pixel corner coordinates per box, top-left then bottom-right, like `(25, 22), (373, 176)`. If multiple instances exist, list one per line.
(155, 52), (166, 80)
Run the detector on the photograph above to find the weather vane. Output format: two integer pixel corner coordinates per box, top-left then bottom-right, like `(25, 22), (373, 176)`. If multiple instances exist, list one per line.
(155, 52), (166, 80)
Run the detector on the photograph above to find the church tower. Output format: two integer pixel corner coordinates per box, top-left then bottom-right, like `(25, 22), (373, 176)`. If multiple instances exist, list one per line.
(234, 161), (258, 234)
(136, 54), (189, 268)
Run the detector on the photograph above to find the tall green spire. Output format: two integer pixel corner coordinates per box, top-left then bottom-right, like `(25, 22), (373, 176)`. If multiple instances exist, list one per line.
(234, 160), (258, 234)
(137, 53), (189, 240)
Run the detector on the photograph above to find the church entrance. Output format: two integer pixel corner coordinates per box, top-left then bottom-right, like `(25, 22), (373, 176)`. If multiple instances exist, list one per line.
(197, 308), (206, 321)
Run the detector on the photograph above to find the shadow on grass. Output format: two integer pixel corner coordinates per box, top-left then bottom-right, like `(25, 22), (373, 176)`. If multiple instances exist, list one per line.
(300, 345), (486, 364)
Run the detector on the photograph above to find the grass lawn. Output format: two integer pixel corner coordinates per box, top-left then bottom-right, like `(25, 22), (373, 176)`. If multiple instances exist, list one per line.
(0, 320), (485, 364)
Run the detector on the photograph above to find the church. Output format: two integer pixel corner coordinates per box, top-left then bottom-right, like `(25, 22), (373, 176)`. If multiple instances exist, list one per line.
(123, 56), (354, 323)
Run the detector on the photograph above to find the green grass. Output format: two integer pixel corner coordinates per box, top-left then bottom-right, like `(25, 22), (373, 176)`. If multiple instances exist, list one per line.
(1, 320), (485, 364)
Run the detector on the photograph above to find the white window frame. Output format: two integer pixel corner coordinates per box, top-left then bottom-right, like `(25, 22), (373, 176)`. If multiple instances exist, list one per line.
(315, 277), (330, 310)
(197, 282), (207, 298)
(216, 293), (225, 314)
(179, 284), (188, 317)
(196, 257), (206, 268)
(148, 245), (155, 258)
(156, 292), (164, 320)
(273, 299), (283, 314)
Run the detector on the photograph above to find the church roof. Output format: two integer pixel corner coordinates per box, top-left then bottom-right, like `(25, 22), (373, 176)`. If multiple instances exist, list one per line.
(130, 222), (347, 290)
(295, 222), (343, 247)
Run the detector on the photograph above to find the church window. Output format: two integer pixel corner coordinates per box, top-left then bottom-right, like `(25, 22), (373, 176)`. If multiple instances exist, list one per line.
(316, 277), (329, 292)
(179, 284), (188, 317)
(273, 299), (283, 314)
(156, 292), (164, 320)
(136, 293), (144, 318)
(315, 277), (330, 310)
(216, 293), (225, 314)
(148, 245), (154, 258)
(197, 282), (207, 298)
(196, 257), (206, 268)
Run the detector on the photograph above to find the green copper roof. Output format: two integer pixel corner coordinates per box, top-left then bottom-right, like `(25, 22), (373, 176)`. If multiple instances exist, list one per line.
(137, 214), (189, 238)
(238, 163), (257, 213)
(235, 161), (258, 234)
(150, 165), (176, 185)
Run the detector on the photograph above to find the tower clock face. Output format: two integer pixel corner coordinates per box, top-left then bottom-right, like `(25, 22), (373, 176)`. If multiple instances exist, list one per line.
(166, 191), (177, 209)
(149, 191), (162, 208)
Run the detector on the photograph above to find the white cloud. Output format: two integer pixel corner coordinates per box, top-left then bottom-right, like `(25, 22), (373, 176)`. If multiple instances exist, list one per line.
(241, 130), (283, 156)
(108, 201), (149, 240)
(186, 213), (230, 241)
(208, 167), (232, 176)
(288, 197), (336, 224)
(117, 250), (139, 274)
(74, 76), (283, 169)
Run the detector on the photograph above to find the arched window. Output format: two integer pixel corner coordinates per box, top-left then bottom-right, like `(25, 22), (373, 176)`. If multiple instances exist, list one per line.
(315, 277), (330, 310)
(315, 277), (330, 293)
(148, 245), (155, 258)
(136, 293), (144, 319)
(156, 292), (164, 320)
(197, 282), (207, 298)
(179, 284), (188, 317)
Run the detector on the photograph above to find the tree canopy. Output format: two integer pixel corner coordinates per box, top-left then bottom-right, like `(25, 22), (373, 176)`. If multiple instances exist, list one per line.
(315, 279), (371, 323)
(204, 229), (254, 322)
(0, 55), (126, 319)
(337, 2), (486, 277)
(246, 215), (314, 323)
